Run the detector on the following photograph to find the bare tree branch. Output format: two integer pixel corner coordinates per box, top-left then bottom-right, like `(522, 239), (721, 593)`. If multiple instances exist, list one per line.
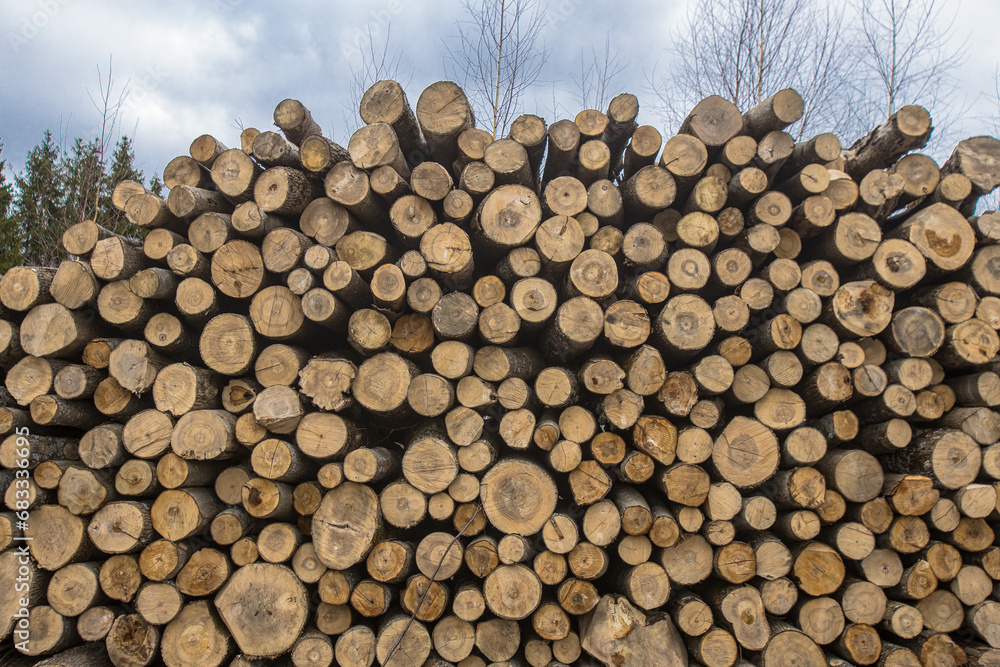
(645, 0), (849, 139)
(844, 0), (967, 149)
(445, 0), (549, 138)
(340, 24), (411, 140)
(82, 56), (130, 225)
(571, 32), (628, 111)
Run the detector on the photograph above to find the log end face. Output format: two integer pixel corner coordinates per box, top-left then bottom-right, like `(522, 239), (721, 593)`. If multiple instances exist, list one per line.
(312, 481), (380, 569)
(214, 562), (309, 658)
(712, 416), (780, 489)
(481, 458), (557, 536)
(580, 594), (688, 667)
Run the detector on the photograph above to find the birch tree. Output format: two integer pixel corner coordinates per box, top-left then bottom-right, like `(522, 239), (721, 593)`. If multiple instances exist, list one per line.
(340, 25), (410, 139)
(445, 0), (549, 138)
(572, 33), (628, 111)
(845, 0), (965, 142)
(647, 0), (848, 138)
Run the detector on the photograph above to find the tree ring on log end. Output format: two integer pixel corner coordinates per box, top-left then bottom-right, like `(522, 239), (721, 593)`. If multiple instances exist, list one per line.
(481, 459), (557, 535)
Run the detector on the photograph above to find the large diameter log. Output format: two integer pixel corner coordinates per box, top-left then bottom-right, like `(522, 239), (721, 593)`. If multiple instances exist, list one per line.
(248, 286), (309, 341)
(161, 600), (232, 667)
(298, 355), (356, 412)
(112, 179), (149, 211)
(210, 149), (262, 206)
(200, 314), (258, 376)
(622, 165), (677, 220)
(889, 202), (975, 273)
(312, 481), (380, 569)
(0, 550), (46, 643)
(171, 410), (238, 460)
(91, 236), (145, 282)
(150, 488), (223, 541)
(20, 303), (101, 359)
(106, 613), (160, 666)
(826, 280), (895, 337)
(416, 81), (474, 167)
(25, 504), (98, 570)
(742, 88), (804, 138)
(50, 260), (99, 310)
(486, 137), (534, 187)
(254, 166), (321, 216)
(680, 95), (743, 149)
(214, 562), (309, 658)
(189, 134), (228, 166)
(653, 294), (716, 359)
(882, 428), (982, 490)
(712, 416), (780, 489)
(579, 595), (687, 667)
(541, 296), (604, 362)
(153, 363), (219, 416)
(88, 500), (154, 555)
(250, 130), (299, 168)
(481, 458), (557, 536)
(0, 266), (56, 312)
(473, 184), (543, 258)
(107, 340), (169, 396)
(325, 162), (389, 227)
(352, 352), (419, 419)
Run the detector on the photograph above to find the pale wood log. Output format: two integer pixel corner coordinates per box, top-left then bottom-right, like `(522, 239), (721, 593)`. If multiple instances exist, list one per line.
(889, 203), (975, 275)
(414, 81), (474, 168)
(941, 135), (1000, 204)
(842, 105), (931, 178)
(622, 125), (662, 181)
(579, 595), (687, 667)
(541, 118), (581, 186)
(125, 193), (184, 231)
(189, 134), (228, 167)
(360, 80), (425, 162)
(112, 180), (150, 212)
(621, 165), (676, 220)
(273, 98), (323, 145)
(160, 600), (233, 666)
(76, 606), (116, 643)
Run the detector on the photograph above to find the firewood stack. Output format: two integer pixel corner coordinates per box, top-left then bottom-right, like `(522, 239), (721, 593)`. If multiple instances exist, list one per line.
(3, 79), (1000, 667)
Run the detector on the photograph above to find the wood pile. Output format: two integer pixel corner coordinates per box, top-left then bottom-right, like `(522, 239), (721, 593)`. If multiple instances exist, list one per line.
(2, 79), (1000, 667)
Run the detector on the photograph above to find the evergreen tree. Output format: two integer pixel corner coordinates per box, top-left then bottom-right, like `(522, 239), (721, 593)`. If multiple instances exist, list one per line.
(8, 129), (151, 268)
(102, 135), (146, 235)
(59, 136), (103, 234)
(0, 141), (20, 272)
(13, 130), (64, 267)
(148, 174), (164, 198)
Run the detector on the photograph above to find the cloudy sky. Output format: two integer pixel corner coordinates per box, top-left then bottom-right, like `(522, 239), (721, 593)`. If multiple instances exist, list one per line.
(1, 0), (997, 181)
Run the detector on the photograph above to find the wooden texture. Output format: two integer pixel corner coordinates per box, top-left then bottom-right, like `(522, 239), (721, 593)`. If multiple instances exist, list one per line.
(4, 80), (1000, 667)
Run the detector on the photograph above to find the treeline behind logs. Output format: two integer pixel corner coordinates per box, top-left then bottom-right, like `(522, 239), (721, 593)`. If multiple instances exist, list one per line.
(2, 80), (1000, 667)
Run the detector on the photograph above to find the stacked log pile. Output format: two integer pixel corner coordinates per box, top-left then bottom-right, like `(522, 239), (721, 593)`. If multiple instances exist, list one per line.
(2, 79), (1000, 667)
